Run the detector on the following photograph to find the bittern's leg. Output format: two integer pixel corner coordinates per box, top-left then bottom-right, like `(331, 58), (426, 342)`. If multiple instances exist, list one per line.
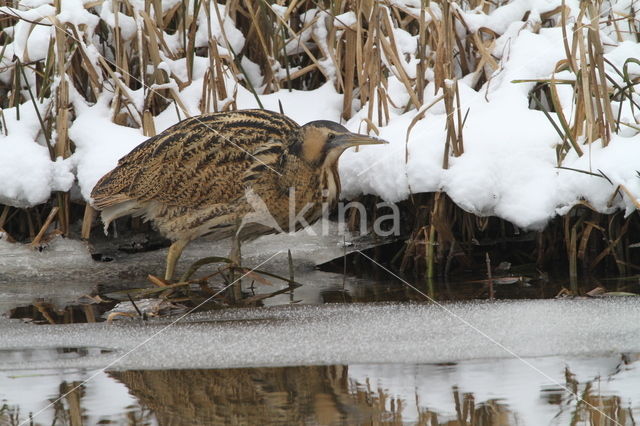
(229, 233), (241, 265)
(165, 239), (188, 281)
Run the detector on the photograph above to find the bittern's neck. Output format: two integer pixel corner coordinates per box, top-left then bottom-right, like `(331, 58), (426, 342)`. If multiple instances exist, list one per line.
(320, 161), (341, 209)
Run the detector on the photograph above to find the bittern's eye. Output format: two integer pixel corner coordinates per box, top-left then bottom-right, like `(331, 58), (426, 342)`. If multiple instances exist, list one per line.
(327, 133), (336, 141)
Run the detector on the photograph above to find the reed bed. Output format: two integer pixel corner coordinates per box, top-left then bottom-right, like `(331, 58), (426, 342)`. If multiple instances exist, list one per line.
(0, 0), (638, 281)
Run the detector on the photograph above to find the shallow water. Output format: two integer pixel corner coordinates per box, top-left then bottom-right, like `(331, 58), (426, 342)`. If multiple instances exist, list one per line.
(2, 354), (639, 425)
(1, 299), (640, 425)
(2, 230), (640, 425)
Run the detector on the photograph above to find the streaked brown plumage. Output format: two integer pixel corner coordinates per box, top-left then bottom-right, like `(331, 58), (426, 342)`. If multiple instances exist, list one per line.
(91, 109), (384, 281)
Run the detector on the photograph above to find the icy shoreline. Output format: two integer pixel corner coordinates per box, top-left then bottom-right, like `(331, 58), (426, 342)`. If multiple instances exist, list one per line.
(0, 0), (638, 231)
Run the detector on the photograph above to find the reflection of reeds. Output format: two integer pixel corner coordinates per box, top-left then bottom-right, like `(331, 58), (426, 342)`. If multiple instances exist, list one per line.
(3, 362), (637, 425)
(9, 301), (108, 324)
(2, 379), (154, 425)
(112, 366), (522, 425)
(562, 365), (635, 425)
(0, 404), (21, 426)
(0, 1), (638, 280)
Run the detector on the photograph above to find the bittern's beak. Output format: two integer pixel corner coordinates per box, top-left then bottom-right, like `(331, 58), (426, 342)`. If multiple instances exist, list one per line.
(329, 133), (388, 150)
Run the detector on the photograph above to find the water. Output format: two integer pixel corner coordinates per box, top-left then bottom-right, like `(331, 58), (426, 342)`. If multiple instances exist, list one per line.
(2, 230), (640, 425)
(1, 300), (640, 425)
(2, 355), (639, 424)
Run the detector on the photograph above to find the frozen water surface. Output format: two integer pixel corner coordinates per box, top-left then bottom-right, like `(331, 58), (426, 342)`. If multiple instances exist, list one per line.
(2, 229), (640, 424)
(1, 300), (640, 424)
(0, 223), (640, 425)
(0, 221), (365, 281)
(2, 228), (640, 424)
(0, 221), (397, 312)
(2, 299), (640, 371)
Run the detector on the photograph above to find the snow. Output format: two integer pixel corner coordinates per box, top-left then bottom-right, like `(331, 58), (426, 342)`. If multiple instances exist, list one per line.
(195, 3), (245, 54)
(98, 0), (137, 40)
(334, 11), (357, 28)
(0, 0), (638, 231)
(69, 95), (147, 202)
(0, 100), (74, 208)
(0, 4), (54, 70)
(340, 23), (640, 230)
(59, 0), (100, 31)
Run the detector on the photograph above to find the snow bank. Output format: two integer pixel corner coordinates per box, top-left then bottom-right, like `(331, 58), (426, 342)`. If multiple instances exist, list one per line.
(0, 101), (74, 207)
(0, 0), (638, 231)
(69, 95), (148, 202)
(339, 5), (640, 230)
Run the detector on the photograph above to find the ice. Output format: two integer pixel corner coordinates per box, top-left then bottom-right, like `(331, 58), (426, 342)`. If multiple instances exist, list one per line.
(1, 298), (640, 422)
(1, 298), (639, 371)
(0, 220), (379, 311)
(2, 295), (640, 423)
(0, 236), (94, 274)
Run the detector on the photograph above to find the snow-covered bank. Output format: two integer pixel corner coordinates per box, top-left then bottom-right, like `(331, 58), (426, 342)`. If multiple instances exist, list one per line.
(0, 0), (638, 231)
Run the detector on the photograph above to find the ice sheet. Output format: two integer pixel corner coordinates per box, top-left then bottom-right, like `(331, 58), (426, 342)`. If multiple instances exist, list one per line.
(1, 298), (639, 371)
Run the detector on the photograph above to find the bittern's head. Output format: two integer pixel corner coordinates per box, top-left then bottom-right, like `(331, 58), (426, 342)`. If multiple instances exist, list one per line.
(296, 120), (387, 169)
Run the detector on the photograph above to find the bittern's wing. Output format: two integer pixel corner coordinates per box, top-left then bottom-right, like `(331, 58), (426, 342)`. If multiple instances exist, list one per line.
(90, 110), (298, 210)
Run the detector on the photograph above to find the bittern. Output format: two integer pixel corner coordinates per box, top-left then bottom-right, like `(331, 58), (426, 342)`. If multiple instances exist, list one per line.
(91, 109), (385, 281)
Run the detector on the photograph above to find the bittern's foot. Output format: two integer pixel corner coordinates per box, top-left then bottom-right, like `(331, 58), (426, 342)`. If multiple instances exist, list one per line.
(178, 256), (231, 282)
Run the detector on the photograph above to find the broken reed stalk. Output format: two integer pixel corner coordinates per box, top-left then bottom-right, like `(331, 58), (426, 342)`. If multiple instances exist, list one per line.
(30, 206), (59, 247)
(0, 205), (10, 232)
(568, 220), (578, 291)
(81, 205), (96, 240)
(433, 1), (464, 168)
(485, 253), (494, 300)
(562, 0), (616, 151)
